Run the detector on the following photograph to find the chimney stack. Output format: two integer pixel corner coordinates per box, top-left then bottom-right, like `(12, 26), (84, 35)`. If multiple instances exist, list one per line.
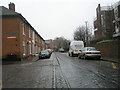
(9, 2), (15, 11)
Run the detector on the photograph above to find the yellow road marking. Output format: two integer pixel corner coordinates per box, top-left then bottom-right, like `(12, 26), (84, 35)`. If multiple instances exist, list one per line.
(0, 80), (2, 89)
(112, 63), (118, 69)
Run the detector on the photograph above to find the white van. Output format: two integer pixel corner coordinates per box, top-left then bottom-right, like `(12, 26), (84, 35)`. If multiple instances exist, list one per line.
(68, 41), (84, 57)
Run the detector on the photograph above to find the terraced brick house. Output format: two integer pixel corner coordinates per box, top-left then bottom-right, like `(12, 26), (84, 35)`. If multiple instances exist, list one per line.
(0, 3), (45, 60)
(113, 1), (120, 39)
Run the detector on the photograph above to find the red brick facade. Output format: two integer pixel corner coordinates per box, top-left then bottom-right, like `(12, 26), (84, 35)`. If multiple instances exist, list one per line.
(1, 4), (45, 60)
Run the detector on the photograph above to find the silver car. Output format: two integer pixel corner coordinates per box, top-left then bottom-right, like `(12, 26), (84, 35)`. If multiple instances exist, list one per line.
(78, 47), (101, 59)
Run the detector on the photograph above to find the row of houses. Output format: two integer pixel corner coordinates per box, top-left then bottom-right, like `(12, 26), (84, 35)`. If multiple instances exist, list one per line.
(0, 3), (46, 60)
(94, 1), (120, 40)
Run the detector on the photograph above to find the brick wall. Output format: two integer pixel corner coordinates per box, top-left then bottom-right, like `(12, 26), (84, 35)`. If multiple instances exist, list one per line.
(2, 17), (45, 60)
(2, 17), (22, 59)
(90, 40), (120, 61)
(0, 34), (1, 59)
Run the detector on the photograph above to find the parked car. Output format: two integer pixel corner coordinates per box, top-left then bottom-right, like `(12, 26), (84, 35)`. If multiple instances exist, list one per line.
(39, 50), (51, 59)
(59, 48), (65, 52)
(46, 49), (53, 55)
(78, 47), (101, 59)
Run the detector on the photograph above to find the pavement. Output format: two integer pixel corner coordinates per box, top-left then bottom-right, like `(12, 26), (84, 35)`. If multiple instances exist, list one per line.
(2, 53), (119, 65)
(101, 57), (119, 63)
(2, 56), (39, 65)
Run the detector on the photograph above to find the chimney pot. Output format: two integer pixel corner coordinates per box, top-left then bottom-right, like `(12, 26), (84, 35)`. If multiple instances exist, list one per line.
(9, 2), (15, 11)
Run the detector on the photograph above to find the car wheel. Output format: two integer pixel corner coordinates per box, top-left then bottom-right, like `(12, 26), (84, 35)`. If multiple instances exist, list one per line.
(83, 55), (86, 60)
(78, 54), (81, 59)
(97, 57), (101, 60)
(81, 56), (83, 59)
(70, 52), (72, 57)
(39, 57), (41, 59)
(48, 57), (50, 58)
(78, 56), (81, 59)
(71, 52), (74, 57)
(68, 53), (70, 56)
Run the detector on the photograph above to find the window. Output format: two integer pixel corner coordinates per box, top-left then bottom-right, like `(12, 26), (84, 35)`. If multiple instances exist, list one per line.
(118, 5), (120, 17)
(23, 41), (26, 56)
(36, 45), (37, 54)
(87, 47), (97, 51)
(28, 26), (31, 38)
(29, 44), (31, 54)
(22, 23), (25, 35)
(32, 31), (35, 41)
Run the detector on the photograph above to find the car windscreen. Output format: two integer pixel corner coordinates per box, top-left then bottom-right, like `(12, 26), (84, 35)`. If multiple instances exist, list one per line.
(41, 50), (49, 54)
(87, 48), (97, 51)
(71, 45), (84, 50)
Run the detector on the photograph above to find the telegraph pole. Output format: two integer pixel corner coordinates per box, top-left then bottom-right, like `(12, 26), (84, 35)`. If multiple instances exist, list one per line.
(85, 21), (88, 46)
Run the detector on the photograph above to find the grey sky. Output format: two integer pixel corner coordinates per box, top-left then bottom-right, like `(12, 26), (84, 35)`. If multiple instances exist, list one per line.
(1, 0), (119, 40)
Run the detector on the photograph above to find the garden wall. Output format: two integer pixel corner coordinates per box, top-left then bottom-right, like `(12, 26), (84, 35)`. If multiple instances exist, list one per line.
(89, 40), (120, 62)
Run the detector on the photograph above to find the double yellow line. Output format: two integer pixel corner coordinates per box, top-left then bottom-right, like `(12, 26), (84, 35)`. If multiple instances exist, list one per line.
(112, 63), (118, 69)
(0, 80), (2, 90)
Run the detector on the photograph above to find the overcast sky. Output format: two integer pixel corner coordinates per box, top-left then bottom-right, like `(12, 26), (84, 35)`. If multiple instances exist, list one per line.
(1, 0), (119, 40)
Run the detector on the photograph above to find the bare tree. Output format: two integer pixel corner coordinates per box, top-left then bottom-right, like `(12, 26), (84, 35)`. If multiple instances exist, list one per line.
(74, 24), (92, 45)
(74, 26), (86, 42)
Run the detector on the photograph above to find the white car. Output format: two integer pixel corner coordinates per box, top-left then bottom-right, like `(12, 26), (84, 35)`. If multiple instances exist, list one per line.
(59, 48), (65, 52)
(78, 47), (101, 59)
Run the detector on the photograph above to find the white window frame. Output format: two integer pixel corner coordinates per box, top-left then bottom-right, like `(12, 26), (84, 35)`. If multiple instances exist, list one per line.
(22, 41), (26, 56)
(36, 45), (37, 54)
(22, 23), (25, 35)
(33, 31), (35, 41)
(28, 26), (31, 38)
(29, 43), (31, 54)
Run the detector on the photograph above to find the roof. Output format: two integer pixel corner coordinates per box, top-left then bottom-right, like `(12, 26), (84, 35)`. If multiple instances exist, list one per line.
(0, 6), (20, 16)
(70, 41), (84, 45)
(45, 39), (52, 44)
(101, 6), (113, 11)
(113, 1), (120, 8)
(0, 6), (45, 41)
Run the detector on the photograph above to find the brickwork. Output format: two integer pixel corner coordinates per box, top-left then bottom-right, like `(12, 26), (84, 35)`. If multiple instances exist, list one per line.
(90, 40), (120, 61)
(2, 17), (22, 59)
(1, 5), (45, 60)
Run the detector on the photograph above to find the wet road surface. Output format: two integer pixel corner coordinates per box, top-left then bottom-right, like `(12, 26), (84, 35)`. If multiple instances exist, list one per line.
(2, 52), (119, 88)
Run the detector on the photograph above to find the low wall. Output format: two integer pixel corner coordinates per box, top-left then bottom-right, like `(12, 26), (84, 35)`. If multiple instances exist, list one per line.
(89, 40), (120, 61)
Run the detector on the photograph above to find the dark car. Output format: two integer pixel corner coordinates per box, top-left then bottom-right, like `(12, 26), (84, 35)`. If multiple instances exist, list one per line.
(46, 49), (53, 55)
(39, 50), (51, 59)
(78, 47), (101, 59)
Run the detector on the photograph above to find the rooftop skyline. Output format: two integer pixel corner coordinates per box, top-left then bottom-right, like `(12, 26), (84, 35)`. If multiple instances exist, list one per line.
(1, 0), (119, 40)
